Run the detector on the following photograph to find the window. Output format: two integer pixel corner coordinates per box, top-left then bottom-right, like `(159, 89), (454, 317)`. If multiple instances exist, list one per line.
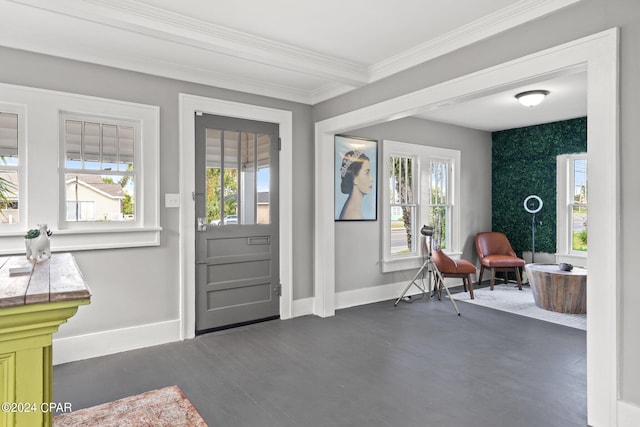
(62, 115), (137, 224)
(0, 83), (160, 254)
(388, 156), (416, 255)
(570, 157), (587, 252)
(0, 105), (24, 229)
(556, 153), (587, 264)
(429, 158), (452, 250)
(382, 140), (460, 272)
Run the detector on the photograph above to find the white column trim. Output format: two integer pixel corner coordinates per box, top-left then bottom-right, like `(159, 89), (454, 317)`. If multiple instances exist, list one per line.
(179, 94), (293, 339)
(314, 28), (620, 426)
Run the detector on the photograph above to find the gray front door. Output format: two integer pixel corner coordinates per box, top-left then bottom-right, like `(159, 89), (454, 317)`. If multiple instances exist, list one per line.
(195, 113), (279, 333)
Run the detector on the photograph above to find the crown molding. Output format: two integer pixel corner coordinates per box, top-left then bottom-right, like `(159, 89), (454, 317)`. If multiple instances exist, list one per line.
(310, 82), (359, 105)
(1, 37), (316, 104)
(9, 0), (369, 87)
(369, 0), (584, 82)
(5, 0), (584, 105)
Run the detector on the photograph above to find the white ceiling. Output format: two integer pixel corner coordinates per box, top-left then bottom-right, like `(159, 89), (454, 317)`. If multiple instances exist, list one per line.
(0, 0), (585, 131)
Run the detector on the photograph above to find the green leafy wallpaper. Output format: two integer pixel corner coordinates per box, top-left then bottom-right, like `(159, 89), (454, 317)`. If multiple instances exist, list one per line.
(491, 117), (587, 256)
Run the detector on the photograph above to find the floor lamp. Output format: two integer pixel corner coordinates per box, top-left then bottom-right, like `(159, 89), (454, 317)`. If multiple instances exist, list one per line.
(524, 195), (543, 263)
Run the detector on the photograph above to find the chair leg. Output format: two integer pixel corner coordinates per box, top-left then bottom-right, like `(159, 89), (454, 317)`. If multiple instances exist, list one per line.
(490, 268), (496, 290)
(515, 267), (523, 290)
(478, 266), (484, 287)
(467, 275), (474, 299)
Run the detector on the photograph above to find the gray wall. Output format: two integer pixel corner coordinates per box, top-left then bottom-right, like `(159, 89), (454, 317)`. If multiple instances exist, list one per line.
(0, 46), (315, 340)
(316, 0), (640, 406)
(335, 117), (492, 293)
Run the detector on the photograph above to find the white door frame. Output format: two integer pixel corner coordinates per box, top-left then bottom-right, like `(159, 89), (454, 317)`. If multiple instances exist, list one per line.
(314, 29), (619, 427)
(179, 94), (293, 339)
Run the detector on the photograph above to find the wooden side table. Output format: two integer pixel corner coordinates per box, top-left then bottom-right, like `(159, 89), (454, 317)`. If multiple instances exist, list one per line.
(525, 263), (586, 314)
(0, 253), (90, 427)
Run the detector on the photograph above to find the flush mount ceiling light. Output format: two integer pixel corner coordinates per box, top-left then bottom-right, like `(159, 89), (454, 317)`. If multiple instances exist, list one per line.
(515, 90), (549, 107)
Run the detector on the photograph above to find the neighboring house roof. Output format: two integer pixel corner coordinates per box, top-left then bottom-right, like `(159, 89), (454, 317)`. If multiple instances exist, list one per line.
(66, 174), (125, 199)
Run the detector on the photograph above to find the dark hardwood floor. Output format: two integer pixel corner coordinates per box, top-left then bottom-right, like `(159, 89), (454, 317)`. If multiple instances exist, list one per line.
(53, 297), (587, 427)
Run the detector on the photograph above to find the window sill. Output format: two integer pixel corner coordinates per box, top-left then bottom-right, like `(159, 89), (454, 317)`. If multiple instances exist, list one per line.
(555, 252), (587, 268)
(381, 255), (423, 273)
(0, 227), (161, 255)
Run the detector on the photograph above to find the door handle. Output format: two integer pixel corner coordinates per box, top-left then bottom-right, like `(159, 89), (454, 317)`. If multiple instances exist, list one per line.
(197, 217), (208, 232)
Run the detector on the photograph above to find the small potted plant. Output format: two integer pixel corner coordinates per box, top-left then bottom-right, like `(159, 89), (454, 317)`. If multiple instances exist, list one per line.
(25, 224), (52, 261)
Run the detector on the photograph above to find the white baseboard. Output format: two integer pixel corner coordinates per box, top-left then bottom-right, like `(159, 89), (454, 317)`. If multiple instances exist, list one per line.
(291, 297), (314, 317)
(52, 319), (182, 365)
(53, 281), (469, 364)
(618, 400), (640, 427)
(335, 279), (463, 311)
(291, 280), (465, 318)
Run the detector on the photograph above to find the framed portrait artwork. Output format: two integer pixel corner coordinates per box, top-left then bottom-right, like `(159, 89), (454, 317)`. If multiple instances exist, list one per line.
(334, 135), (378, 221)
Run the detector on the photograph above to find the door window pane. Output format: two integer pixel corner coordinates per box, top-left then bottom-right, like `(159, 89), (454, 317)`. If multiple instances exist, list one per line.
(240, 132), (256, 225)
(222, 130), (239, 223)
(256, 133), (271, 224)
(206, 128), (271, 225)
(205, 128), (223, 225)
(205, 128), (239, 225)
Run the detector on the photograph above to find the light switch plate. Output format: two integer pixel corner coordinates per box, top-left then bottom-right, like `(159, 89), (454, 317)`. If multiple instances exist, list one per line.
(165, 193), (180, 208)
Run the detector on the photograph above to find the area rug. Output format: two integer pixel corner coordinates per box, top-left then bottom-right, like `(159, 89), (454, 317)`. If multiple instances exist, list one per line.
(53, 385), (207, 426)
(452, 283), (586, 330)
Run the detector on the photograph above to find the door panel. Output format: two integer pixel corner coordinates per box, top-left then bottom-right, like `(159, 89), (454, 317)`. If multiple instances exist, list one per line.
(195, 113), (279, 333)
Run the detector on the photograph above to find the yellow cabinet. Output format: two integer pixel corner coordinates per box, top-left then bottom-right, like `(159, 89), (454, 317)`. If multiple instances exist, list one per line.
(0, 254), (90, 427)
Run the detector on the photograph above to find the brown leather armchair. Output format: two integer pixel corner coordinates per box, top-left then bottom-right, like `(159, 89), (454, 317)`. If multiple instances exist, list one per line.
(475, 232), (525, 290)
(432, 249), (477, 299)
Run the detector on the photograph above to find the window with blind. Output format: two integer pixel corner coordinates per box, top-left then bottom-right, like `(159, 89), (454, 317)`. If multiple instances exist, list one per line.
(381, 140), (460, 272)
(0, 108), (22, 226)
(0, 83), (159, 253)
(62, 115), (137, 223)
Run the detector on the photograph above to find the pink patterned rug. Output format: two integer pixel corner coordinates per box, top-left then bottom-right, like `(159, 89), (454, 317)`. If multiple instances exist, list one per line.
(53, 385), (207, 426)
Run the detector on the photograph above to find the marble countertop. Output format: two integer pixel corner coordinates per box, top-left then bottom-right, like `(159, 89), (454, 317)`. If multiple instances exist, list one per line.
(0, 253), (91, 308)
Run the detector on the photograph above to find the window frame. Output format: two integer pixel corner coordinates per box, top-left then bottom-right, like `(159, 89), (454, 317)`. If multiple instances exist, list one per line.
(381, 140), (460, 273)
(0, 82), (160, 255)
(0, 102), (26, 232)
(59, 112), (140, 229)
(556, 153), (588, 265)
(388, 154), (418, 257)
(428, 156), (454, 251)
